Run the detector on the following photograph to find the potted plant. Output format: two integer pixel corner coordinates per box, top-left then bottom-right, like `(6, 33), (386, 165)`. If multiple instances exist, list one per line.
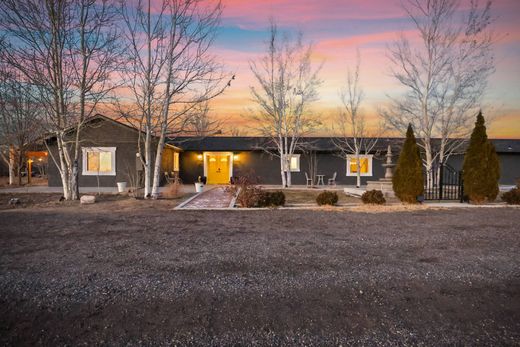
(116, 181), (127, 193)
(194, 176), (204, 193)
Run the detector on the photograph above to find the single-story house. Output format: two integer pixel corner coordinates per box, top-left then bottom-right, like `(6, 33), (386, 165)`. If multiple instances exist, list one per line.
(45, 115), (520, 187)
(46, 115), (181, 187)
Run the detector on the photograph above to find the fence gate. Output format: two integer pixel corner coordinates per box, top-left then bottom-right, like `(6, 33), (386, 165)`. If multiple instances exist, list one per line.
(424, 162), (464, 202)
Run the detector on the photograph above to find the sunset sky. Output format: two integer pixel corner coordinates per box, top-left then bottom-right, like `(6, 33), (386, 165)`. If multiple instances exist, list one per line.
(203, 0), (520, 138)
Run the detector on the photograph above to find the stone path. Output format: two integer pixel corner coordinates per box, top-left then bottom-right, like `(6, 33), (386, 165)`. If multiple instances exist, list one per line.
(178, 186), (235, 209)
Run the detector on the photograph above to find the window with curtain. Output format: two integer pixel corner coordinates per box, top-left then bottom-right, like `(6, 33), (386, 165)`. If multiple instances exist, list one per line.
(346, 155), (372, 176)
(82, 147), (116, 175)
(284, 154), (300, 172)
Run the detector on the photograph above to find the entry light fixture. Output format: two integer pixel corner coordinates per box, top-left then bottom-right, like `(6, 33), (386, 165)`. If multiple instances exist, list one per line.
(233, 154), (239, 161)
(197, 154), (203, 160)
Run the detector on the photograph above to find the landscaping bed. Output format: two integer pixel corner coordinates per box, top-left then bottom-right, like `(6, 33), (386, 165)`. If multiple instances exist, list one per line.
(1, 207), (519, 345)
(0, 192), (194, 211)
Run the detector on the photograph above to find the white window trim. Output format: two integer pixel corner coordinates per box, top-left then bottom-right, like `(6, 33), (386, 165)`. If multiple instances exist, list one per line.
(346, 154), (373, 177)
(285, 154), (300, 172)
(173, 152), (180, 172)
(82, 147), (116, 176)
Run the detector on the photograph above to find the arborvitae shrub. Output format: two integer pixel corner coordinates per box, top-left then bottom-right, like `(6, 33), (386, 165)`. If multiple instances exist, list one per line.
(257, 191), (286, 207)
(316, 191), (338, 206)
(361, 190), (386, 205)
(463, 111), (500, 203)
(392, 124), (424, 203)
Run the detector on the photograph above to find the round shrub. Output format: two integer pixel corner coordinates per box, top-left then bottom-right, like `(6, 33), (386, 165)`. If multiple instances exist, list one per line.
(361, 190), (386, 205)
(316, 191), (338, 206)
(257, 191), (286, 207)
(502, 188), (520, 205)
(237, 186), (263, 208)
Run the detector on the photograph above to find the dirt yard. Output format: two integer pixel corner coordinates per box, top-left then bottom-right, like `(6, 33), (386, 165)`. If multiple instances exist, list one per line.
(0, 203), (519, 345)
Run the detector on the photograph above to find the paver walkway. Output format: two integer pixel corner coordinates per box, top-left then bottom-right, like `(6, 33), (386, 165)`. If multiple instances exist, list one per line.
(179, 186), (234, 209)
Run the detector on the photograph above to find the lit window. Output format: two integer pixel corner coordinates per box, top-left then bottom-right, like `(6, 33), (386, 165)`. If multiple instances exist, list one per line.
(284, 154), (300, 172)
(82, 147), (116, 176)
(346, 155), (372, 176)
(173, 152), (179, 171)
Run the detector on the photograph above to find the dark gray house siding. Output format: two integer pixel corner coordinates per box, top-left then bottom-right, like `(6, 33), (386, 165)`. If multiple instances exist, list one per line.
(447, 153), (519, 185)
(173, 137), (520, 186)
(178, 150), (386, 185)
(46, 119), (520, 187)
(47, 117), (140, 187)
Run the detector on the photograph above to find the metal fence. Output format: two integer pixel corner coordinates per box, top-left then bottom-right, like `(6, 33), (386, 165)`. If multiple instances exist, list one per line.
(424, 162), (463, 202)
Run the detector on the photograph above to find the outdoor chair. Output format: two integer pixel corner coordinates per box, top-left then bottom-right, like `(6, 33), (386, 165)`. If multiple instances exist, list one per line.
(328, 172), (337, 185)
(164, 172), (173, 184)
(305, 172), (313, 187)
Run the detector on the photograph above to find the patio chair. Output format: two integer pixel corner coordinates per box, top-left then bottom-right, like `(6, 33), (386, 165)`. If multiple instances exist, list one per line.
(305, 172), (313, 187)
(164, 172), (173, 184)
(328, 172), (337, 186)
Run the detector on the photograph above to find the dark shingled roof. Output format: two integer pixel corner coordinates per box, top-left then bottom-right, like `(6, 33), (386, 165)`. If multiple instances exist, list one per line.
(169, 136), (520, 153)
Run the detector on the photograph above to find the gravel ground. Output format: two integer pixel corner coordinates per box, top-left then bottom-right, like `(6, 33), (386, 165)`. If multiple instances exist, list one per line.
(1, 206), (519, 346)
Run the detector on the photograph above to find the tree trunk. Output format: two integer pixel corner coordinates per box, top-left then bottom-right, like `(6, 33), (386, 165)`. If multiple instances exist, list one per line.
(143, 128), (152, 198)
(57, 137), (72, 200)
(151, 131), (166, 198)
(356, 155), (361, 188)
(17, 150), (23, 185)
(8, 160), (14, 185)
(16, 159), (22, 186)
(279, 155), (287, 188)
(7, 146), (15, 185)
(71, 159), (79, 200)
(286, 169), (292, 187)
(424, 139), (433, 186)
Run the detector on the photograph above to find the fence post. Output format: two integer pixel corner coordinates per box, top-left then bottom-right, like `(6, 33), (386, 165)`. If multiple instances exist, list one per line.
(459, 171), (464, 203)
(438, 162), (444, 200)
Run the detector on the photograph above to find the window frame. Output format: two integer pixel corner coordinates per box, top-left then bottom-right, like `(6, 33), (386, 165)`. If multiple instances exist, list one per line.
(82, 147), (116, 176)
(346, 154), (373, 177)
(285, 154), (300, 172)
(173, 152), (180, 172)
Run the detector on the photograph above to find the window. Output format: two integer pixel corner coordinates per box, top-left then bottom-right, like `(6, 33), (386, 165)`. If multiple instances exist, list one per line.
(284, 154), (300, 172)
(82, 147), (116, 176)
(173, 152), (180, 171)
(346, 155), (372, 176)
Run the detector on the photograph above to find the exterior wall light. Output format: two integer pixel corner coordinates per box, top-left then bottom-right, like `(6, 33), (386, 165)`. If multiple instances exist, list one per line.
(197, 154), (203, 160)
(233, 154), (239, 161)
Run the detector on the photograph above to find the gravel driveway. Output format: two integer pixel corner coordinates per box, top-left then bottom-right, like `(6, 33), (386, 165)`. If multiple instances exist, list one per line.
(1, 206), (519, 345)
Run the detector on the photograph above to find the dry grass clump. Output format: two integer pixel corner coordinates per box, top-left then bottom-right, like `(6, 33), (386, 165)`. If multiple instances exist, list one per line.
(349, 203), (442, 213)
(163, 182), (181, 198)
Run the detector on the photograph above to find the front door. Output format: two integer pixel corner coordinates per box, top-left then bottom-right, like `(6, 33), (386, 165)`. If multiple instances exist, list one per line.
(206, 153), (230, 184)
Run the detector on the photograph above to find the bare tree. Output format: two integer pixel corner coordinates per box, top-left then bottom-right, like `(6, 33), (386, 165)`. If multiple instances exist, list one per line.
(0, 65), (41, 185)
(119, 0), (231, 198)
(381, 0), (495, 173)
(68, 0), (121, 199)
(0, 0), (121, 199)
(333, 51), (378, 188)
(250, 21), (322, 187)
(228, 127), (248, 137)
(0, 0), (75, 198)
(185, 101), (222, 137)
